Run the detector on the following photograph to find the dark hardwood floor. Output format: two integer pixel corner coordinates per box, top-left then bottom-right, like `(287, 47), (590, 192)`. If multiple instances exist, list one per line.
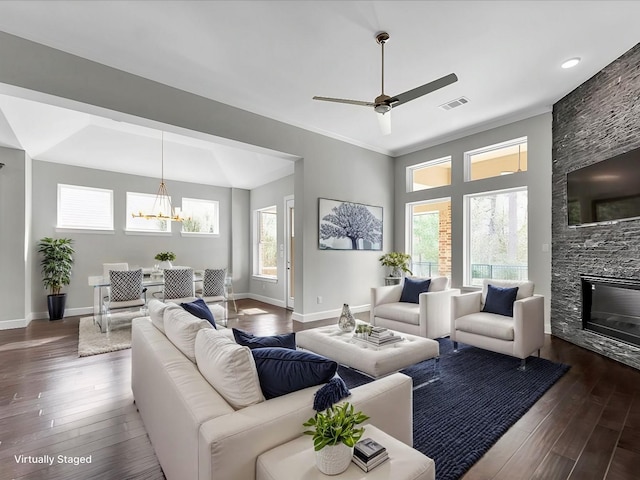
(0, 299), (638, 479)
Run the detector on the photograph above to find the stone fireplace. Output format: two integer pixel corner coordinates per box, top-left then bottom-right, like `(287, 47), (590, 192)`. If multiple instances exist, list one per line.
(551, 42), (640, 370)
(581, 276), (640, 348)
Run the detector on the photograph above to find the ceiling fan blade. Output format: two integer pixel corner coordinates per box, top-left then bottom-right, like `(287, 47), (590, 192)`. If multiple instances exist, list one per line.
(313, 96), (375, 107)
(388, 73), (458, 108)
(377, 111), (391, 136)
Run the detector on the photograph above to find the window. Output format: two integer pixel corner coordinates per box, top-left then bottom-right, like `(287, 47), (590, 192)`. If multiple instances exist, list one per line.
(57, 184), (113, 231)
(181, 198), (219, 235)
(465, 137), (527, 181)
(407, 156), (452, 192)
(126, 192), (171, 233)
(406, 199), (451, 278)
(254, 206), (277, 279)
(465, 187), (528, 286)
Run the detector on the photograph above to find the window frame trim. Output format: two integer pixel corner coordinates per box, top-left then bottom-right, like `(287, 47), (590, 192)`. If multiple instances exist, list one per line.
(125, 191), (172, 234)
(463, 185), (528, 287)
(253, 205), (278, 280)
(180, 197), (220, 235)
(464, 136), (527, 182)
(406, 155), (452, 193)
(56, 183), (114, 231)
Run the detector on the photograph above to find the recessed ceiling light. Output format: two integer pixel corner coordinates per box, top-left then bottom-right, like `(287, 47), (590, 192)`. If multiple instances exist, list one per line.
(561, 57), (581, 69)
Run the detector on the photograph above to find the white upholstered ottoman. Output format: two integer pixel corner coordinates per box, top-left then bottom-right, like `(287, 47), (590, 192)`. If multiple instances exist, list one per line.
(296, 325), (439, 378)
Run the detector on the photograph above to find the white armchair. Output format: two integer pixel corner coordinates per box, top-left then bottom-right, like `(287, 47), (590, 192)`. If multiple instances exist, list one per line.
(450, 279), (545, 369)
(370, 276), (460, 339)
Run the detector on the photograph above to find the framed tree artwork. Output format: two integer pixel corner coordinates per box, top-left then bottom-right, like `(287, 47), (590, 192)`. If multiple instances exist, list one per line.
(318, 198), (383, 250)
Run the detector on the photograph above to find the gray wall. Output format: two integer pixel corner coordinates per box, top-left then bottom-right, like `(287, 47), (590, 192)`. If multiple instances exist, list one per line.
(0, 147), (29, 325)
(0, 31), (394, 322)
(231, 188), (250, 295)
(31, 160), (233, 315)
(249, 174), (294, 306)
(394, 113), (553, 330)
(551, 43), (640, 369)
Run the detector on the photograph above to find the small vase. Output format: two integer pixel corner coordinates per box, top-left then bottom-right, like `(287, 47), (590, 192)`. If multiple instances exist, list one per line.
(315, 443), (354, 475)
(338, 304), (356, 332)
(158, 260), (173, 269)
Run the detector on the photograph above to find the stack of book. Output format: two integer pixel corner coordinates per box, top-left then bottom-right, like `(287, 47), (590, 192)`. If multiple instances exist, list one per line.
(352, 437), (389, 472)
(366, 326), (403, 346)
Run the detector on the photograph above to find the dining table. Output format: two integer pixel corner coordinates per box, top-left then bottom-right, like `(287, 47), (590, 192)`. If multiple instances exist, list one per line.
(88, 268), (204, 333)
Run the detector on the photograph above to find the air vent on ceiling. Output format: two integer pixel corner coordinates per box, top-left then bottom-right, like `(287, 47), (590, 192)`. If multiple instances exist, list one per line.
(439, 96), (469, 111)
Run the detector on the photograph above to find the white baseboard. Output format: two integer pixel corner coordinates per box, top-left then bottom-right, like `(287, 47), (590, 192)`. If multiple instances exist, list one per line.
(291, 304), (370, 323)
(245, 293), (285, 309)
(0, 317), (30, 330)
(32, 306), (94, 321)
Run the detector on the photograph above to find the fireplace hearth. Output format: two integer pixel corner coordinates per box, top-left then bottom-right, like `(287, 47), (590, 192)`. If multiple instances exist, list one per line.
(581, 275), (640, 348)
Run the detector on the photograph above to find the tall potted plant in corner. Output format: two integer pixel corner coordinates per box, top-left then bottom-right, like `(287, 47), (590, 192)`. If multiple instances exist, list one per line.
(303, 402), (369, 475)
(38, 237), (74, 321)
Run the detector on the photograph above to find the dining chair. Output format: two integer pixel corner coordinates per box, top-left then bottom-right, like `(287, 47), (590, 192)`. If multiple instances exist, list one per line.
(102, 268), (146, 332)
(162, 268), (197, 303)
(102, 262), (129, 302)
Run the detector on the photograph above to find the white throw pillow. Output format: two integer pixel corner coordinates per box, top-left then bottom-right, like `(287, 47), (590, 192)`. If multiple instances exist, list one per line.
(164, 306), (213, 362)
(195, 329), (265, 410)
(429, 276), (449, 292)
(147, 299), (180, 334)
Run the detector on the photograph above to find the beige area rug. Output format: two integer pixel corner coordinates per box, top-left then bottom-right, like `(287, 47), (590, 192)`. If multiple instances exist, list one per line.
(78, 305), (238, 357)
(78, 313), (138, 357)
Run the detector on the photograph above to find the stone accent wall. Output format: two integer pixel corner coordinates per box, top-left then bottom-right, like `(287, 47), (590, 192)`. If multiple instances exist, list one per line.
(551, 43), (640, 370)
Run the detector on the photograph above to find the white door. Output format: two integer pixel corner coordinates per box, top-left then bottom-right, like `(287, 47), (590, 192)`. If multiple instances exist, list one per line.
(284, 196), (294, 310)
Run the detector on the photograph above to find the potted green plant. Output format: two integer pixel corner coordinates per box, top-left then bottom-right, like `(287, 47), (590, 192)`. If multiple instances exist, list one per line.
(154, 251), (176, 269)
(303, 402), (369, 475)
(38, 237), (74, 320)
(379, 252), (413, 278)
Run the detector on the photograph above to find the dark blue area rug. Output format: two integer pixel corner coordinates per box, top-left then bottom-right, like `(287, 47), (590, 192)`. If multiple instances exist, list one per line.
(338, 338), (570, 480)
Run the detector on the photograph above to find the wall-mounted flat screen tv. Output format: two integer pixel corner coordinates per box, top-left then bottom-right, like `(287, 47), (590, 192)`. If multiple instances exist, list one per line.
(567, 146), (640, 226)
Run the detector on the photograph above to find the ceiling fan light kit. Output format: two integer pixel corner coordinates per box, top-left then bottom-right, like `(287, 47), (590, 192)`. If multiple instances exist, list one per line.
(313, 31), (458, 134)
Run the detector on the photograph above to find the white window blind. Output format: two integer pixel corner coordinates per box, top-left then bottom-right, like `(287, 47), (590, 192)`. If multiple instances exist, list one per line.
(126, 192), (171, 232)
(57, 184), (113, 230)
(181, 198), (219, 234)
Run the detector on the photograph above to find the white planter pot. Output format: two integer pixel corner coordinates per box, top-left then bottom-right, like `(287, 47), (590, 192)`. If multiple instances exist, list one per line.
(158, 260), (173, 269)
(315, 443), (353, 475)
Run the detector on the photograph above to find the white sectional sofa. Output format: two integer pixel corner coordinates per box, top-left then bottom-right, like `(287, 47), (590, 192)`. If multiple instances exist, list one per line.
(131, 307), (414, 480)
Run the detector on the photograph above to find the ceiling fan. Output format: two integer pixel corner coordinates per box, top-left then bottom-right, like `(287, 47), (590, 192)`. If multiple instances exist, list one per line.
(313, 32), (458, 135)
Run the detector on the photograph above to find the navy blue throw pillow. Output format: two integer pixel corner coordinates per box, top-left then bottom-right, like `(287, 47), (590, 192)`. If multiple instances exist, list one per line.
(313, 376), (351, 412)
(181, 298), (216, 329)
(482, 284), (519, 317)
(232, 328), (296, 350)
(251, 348), (338, 400)
(399, 277), (431, 304)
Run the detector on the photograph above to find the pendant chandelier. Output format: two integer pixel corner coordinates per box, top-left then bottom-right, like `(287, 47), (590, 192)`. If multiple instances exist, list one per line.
(131, 132), (184, 222)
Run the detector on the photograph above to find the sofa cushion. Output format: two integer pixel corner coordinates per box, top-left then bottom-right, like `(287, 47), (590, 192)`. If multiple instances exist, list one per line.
(251, 348), (338, 400)
(399, 277), (431, 303)
(483, 284), (519, 317)
(164, 306), (214, 362)
(195, 329), (265, 409)
(482, 279), (534, 304)
(148, 299), (180, 334)
(232, 328), (296, 350)
(455, 312), (515, 341)
(181, 298), (217, 329)
(374, 302), (420, 325)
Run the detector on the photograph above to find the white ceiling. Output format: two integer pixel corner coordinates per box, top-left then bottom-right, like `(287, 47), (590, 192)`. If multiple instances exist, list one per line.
(0, 94), (295, 189)
(0, 0), (638, 170)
